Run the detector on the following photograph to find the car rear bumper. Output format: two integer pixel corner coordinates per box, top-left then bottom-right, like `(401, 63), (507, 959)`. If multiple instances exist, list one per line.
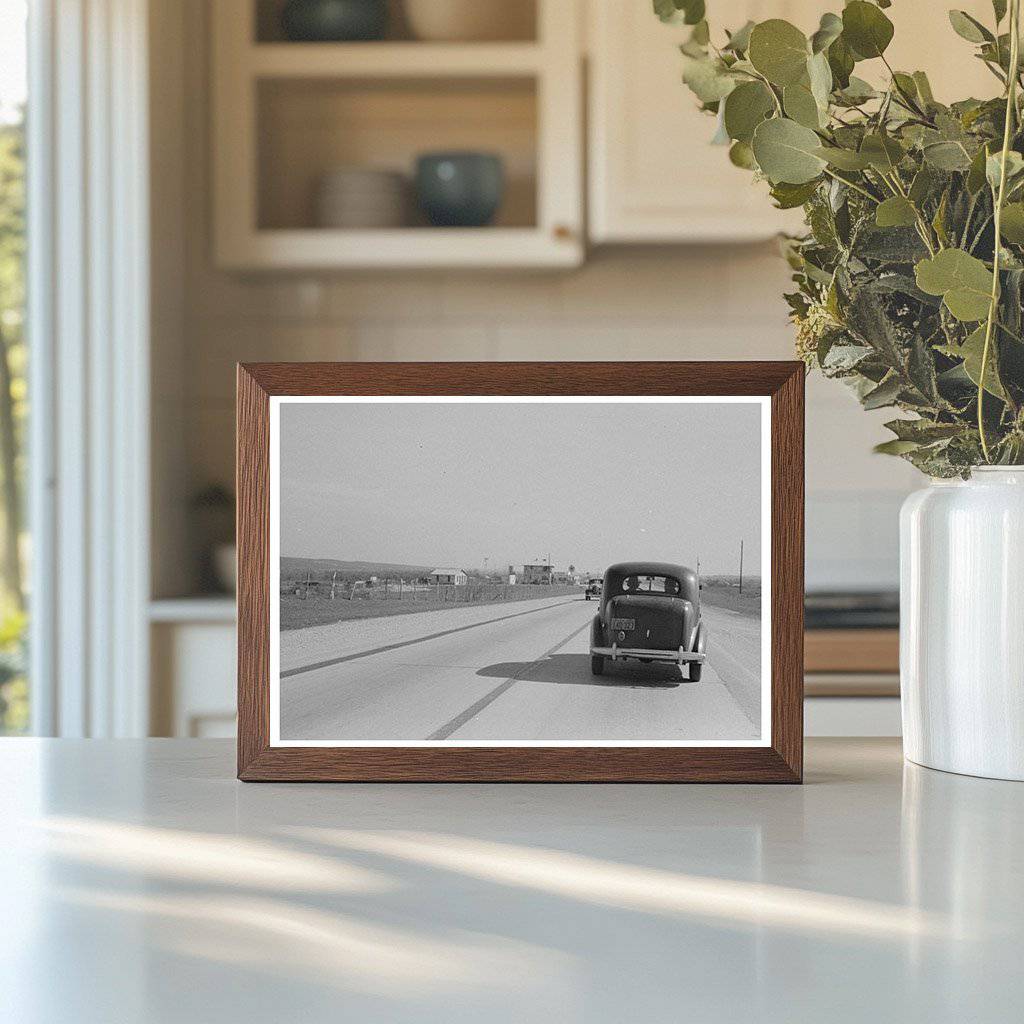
(590, 645), (706, 664)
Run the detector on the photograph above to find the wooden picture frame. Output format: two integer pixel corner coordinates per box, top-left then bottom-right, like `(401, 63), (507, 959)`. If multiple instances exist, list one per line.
(237, 362), (804, 782)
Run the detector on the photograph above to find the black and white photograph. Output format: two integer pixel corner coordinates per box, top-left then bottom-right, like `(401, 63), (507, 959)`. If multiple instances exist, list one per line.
(270, 397), (770, 746)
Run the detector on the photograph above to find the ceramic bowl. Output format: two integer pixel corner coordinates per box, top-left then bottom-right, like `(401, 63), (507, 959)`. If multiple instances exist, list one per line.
(280, 0), (388, 42)
(415, 152), (505, 228)
(403, 0), (534, 42)
(213, 543), (237, 594)
(315, 167), (409, 228)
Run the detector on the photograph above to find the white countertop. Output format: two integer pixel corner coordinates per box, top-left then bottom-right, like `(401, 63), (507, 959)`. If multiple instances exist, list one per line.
(2, 738), (1021, 1023)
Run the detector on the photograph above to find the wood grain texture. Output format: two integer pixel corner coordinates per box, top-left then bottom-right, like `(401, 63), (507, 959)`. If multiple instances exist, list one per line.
(236, 366), (270, 777)
(770, 365), (804, 782)
(236, 361), (805, 782)
(805, 629), (899, 674)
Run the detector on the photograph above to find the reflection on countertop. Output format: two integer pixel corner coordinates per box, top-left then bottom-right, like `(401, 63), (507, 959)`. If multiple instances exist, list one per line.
(1, 738), (1022, 1022)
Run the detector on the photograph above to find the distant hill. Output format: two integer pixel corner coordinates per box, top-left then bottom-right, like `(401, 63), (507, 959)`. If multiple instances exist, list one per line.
(281, 557), (434, 580)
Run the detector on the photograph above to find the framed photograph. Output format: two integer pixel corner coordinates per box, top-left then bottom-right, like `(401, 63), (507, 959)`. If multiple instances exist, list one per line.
(237, 362), (804, 782)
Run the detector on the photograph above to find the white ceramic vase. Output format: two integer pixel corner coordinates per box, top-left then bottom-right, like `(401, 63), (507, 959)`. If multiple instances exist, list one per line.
(900, 467), (1024, 780)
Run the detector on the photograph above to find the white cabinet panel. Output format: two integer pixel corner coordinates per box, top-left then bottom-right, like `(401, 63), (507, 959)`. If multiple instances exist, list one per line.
(151, 620), (236, 738)
(587, 1), (999, 243)
(588, 1), (812, 242)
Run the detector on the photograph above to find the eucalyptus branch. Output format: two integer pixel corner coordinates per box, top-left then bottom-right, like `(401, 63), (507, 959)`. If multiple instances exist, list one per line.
(822, 167), (880, 204)
(665, 2), (1024, 474)
(979, 0), (1021, 463)
(750, 68), (783, 116)
(981, 58), (1009, 87)
(880, 53), (930, 120)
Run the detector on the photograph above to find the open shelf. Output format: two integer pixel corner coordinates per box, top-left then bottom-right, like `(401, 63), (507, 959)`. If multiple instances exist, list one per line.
(257, 76), (537, 232)
(222, 227), (579, 269)
(249, 42), (544, 77)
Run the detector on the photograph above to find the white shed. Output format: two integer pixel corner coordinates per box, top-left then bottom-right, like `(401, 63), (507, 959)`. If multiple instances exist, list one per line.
(430, 568), (468, 586)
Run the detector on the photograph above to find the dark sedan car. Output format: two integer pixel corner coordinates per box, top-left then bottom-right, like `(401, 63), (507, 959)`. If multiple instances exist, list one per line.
(589, 562), (707, 680)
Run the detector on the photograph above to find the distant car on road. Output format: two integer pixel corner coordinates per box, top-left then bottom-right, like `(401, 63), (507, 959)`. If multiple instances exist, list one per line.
(585, 577), (602, 601)
(589, 562), (707, 680)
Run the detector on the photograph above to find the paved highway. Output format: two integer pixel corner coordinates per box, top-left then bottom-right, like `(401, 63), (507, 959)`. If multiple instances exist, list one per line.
(279, 595), (761, 742)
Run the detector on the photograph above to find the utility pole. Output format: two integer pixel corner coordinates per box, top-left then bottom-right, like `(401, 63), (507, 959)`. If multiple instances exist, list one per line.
(739, 540), (744, 595)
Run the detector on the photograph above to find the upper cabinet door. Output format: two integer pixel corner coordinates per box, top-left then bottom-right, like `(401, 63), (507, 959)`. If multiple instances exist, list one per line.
(588, 1), (812, 243)
(587, 1), (1002, 245)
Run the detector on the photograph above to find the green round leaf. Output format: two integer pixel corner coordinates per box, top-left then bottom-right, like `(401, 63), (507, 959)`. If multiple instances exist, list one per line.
(654, 0), (705, 25)
(724, 20), (755, 53)
(915, 249), (994, 322)
(967, 143), (994, 194)
(842, 1), (894, 59)
(986, 150), (1024, 189)
(653, 0), (677, 23)
(874, 439), (922, 456)
(912, 71), (935, 104)
(814, 145), (871, 171)
(807, 51), (833, 109)
(681, 0), (705, 25)
(728, 140), (758, 170)
(924, 141), (973, 171)
(748, 19), (810, 86)
(723, 81), (775, 143)
(875, 196), (918, 228)
(860, 133), (906, 172)
(752, 117), (827, 184)
(827, 35), (855, 88)
(958, 325), (1006, 398)
(681, 55), (736, 103)
(836, 76), (877, 105)
(948, 10), (993, 44)
(810, 12), (843, 54)
(770, 179), (820, 209)
(999, 202), (1024, 243)
(783, 83), (821, 129)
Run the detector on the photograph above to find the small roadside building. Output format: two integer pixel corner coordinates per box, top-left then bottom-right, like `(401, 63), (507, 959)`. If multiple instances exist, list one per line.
(430, 568), (468, 586)
(521, 563), (553, 584)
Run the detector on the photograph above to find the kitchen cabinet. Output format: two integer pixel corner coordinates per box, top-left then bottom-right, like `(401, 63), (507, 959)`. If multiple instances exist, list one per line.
(587, 1), (812, 243)
(150, 601), (237, 738)
(212, 0), (583, 269)
(587, 0), (999, 244)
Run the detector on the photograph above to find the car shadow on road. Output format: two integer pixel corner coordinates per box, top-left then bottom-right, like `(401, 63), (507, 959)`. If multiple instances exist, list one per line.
(477, 654), (690, 689)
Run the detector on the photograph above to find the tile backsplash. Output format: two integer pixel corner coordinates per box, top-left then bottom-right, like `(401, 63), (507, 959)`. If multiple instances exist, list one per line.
(172, 247), (917, 594)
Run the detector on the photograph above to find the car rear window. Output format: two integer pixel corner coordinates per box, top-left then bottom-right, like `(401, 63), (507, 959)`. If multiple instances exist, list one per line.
(619, 575), (681, 595)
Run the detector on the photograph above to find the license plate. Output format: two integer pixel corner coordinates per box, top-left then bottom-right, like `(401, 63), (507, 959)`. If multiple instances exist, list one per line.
(611, 618), (635, 631)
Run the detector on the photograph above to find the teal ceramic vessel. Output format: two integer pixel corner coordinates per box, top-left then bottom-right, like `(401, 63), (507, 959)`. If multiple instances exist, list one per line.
(415, 152), (505, 227)
(280, 0), (387, 42)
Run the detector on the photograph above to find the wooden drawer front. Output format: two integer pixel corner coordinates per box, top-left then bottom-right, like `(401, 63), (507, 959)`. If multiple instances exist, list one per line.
(804, 629), (899, 674)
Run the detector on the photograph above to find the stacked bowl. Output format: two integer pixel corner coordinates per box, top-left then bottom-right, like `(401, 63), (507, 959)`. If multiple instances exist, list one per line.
(314, 167), (409, 229)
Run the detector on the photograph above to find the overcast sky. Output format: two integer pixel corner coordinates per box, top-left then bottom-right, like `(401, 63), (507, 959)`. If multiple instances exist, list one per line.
(279, 400), (762, 575)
